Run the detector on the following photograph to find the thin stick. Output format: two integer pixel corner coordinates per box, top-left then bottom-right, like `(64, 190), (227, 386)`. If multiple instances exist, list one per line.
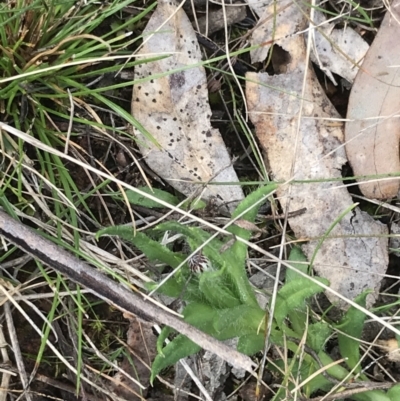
(0, 209), (256, 374)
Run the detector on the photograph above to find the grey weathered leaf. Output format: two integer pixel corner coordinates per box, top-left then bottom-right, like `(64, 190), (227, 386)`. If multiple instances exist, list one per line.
(248, 0), (369, 83)
(132, 0), (244, 213)
(310, 10), (369, 84)
(246, 23), (388, 308)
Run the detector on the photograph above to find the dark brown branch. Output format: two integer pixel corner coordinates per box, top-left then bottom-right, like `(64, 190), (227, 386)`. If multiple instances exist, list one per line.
(0, 209), (256, 374)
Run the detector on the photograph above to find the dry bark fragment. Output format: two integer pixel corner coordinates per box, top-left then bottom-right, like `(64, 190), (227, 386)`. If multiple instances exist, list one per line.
(194, 3), (247, 36)
(246, 32), (388, 308)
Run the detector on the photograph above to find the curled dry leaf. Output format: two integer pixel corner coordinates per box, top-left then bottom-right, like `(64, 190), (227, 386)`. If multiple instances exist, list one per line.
(376, 338), (400, 363)
(248, 0), (368, 83)
(345, 0), (400, 199)
(310, 10), (369, 84)
(113, 314), (157, 400)
(246, 25), (388, 307)
(132, 0), (244, 212)
(234, 219), (264, 234)
(249, 0), (305, 63)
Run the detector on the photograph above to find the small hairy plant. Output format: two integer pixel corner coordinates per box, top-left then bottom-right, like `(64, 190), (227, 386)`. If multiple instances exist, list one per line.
(97, 183), (400, 400)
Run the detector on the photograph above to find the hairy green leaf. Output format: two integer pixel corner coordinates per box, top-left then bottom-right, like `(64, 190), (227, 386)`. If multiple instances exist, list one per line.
(146, 275), (205, 302)
(156, 326), (173, 355)
(222, 183), (277, 307)
(96, 227), (185, 268)
(199, 269), (241, 309)
(388, 384), (400, 401)
(237, 332), (265, 355)
(307, 321), (332, 352)
(151, 335), (201, 383)
(214, 305), (265, 336)
(124, 187), (179, 208)
(297, 359), (332, 397)
(285, 247), (309, 334)
(317, 350), (352, 383)
(155, 221), (225, 267)
(180, 197), (207, 210)
(152, 302), (259, 383)
(274, 277), (328, 327)
(286, 246), (308, 283)
(269, 358), (331, 400)
(145, 277), (184, 298)
(336, 290), (370, 372)
(230, 183), (277, 221)
(183, 302), (221, 331)
(352, 391), (392, 401)
(151, 303), (219, 383)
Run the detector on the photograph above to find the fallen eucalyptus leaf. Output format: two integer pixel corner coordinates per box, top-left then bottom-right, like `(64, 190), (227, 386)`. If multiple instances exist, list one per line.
(249, 0), (305, 63)
(195, 3), (247, 36)
(345, 0), (400, 199)
(246, 26), (388, 308)
(132, 0), (244, 213)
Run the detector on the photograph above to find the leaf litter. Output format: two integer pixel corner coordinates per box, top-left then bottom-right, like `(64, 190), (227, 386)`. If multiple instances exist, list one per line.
(246, 2), (388, 308)
(248, 0), (369, 84)
(345, 0), (400, 199)
(128, 0), (396, 395)
(131, 0), (244, 213)
(131, 2), (247, 398)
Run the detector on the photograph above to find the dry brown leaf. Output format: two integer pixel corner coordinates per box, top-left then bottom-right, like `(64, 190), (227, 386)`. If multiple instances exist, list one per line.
(132, 0), (244, 212)
(377, 338), (400, 363)
(246, 32), (388, 308)
(195, 3), (247, 36)
(345, 0), (400, 199)
(113, 314), (157, 400)
(234, 219), (264, 234)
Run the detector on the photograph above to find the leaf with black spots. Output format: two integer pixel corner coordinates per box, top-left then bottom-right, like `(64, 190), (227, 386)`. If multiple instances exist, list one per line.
(132, 0), (244, 213)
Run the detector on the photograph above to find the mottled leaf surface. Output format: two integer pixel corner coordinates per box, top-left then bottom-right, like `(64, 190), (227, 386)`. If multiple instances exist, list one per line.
(132, 0), (244, 212)
(246, 31), (388, 308)
(248, 0), (368, 83)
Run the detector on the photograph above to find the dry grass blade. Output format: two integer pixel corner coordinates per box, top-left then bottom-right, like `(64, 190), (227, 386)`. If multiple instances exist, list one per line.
(0, 321), (14, 401)
(4, 303), (32, 401)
